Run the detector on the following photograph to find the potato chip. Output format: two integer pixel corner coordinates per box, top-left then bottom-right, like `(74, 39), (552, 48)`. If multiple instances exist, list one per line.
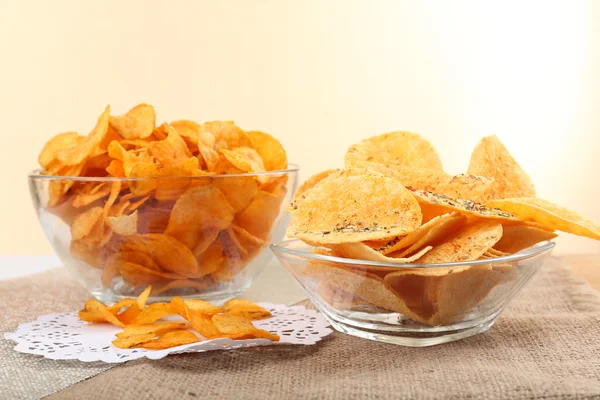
(79, 299), (125, 327)
(115, 322), (187, 339)
(208, 230), (245, 282)
(317, 282), (372, 309)
(201, 121), (252, 150)
(223, 299), (271, 320)
(106, 159), (126, 177)
(148, 126), (192, 165)
(106, 211), (138, 236)
(118, 261), (186, 284)
(72, 184), (111, 208)
(109, 103), (156, 139)
(212, 175), (258, 213)
(345, 131), (444, 172)
(246, 130), (287, 171)
(327, 242), (432, 264)
(410, 189), (519, 223)
(189, 313), (222, 339)
(468, 135), (535, 198)
(236, 189), (285, 240)
(81, 152), (111, 177)
(121, 234), (199, 275)
(164, 185), (234, 249)
(137, 207), (171, 234)
(107, 141), (155, 176)
(303, 261), (427, 323)
(112, 333), (156, 349)
(493, 224), (557, 253)
(38, 132), (82, 168)
(219, 147), (265, 173)
(288, 174), (422, 243)
(71, 206), (104, 241)
(56, 106), (110, 166)
(293, 169), (340, 202)
(106, 298), (138, 315)
(135, 302), (175, 324)
(393, 214), (468, 258)
(211, 313), (279, 341)
(170, 120), (202, 146)
(140, 330), (199, 349)
(181, 299), (224, 316)
(193, 235), (226, 278)
(198, 146), (221, 172)
(415, 221), (503, 263)
(486, 197), (600, 240)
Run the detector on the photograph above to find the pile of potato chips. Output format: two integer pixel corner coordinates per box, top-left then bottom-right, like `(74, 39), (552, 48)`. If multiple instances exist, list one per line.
(287, 132), (600, 325)
(37, 104), (289, 294)
(78, 286), (278, 349)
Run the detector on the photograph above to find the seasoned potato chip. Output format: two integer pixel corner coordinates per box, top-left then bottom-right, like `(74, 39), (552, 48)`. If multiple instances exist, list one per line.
(493, 224), (557, 253)
(118, 261), (186, 284)
(201, 121), (252, 150)
(468, 135), (535, 198)
(288, 174), (421, 243)
(327, 243), (432, 264)
(211, 313), (279, 341)
(71, 206), (104, 241)
(293, 169), (340, 202)
(112, 333), (156, 349)
(148, 126), (192, 165)
(106, 159), (126, 177)
(393, 214), (468, 258)
(486, 197), (599, 240)
(107, 141), (155, 176)
(415, 221), (503, 263)
(345, 131), (444, 172)
(135, 302), (175, 324)
(56, 106), (110, 166)
(115, 322), (187, 339)
(236, 189), (285, 240)
(246, 130), (287, 171)
(223, 299), (271, 320)
(189, 313), (222, 339)
(182, 299), (224, 316)
(106, 211), (138, 236)
(79, 299), (125, 327)
(109, 103), (156, 139)
(170, 119), (202, 146)
(411, 190), (519, 223)
(212, 175), (258, 213)
(219, 147), (265, 173)
(164, 186), (234, 249)
(121, 234), (199, 275)
(140, 330), (199, 349)
(38, 132), (81, 168)
(72, 184), (111, 208)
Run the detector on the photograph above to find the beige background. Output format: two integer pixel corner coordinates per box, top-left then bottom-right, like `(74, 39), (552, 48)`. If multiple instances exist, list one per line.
(1, 0), (599, 255)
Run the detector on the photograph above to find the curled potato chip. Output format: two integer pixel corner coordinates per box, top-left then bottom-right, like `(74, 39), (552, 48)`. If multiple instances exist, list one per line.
(345, 131), (444, 172)
(140, 330), (199, 349)
(106, 159), (126, 177)
(107, 141), (155, 176)
(293, 169), (340, 202)
(118, 261), (186, 284)
(109, 103), (156, 139)
(201, 121), (251, 150)
(79, 299), (125, 327)
(211, 313), (279, 341)
(72, 184), (111, 208)
(170, 120), (202, 146)
(38, 132), (81, 168)
(486, 197), (599, 240)
(411, 189), (519, 223)
(468, 135), (535, 199)
(247, 130), (287, 171)
(288, 174), (422, 243)
(493, 224), (557, 253)
(106, 211), (138, 236)
(236, 189), (285, 240)
(198, 146), (221, 172)
(219, 147), (265, 173)
(327, 242), (432, 264)
(121, 234), (199, 275)
(137, 207), (171, 234)
(180, 299), (224, 316)
(223, 299), (271, 320)
(148, 126), (192, 165)
(112, 333), (156, 349)
(71, 206), (104, 241)
(189, 313), (222, 339)
(115, 322), (187, 339)
(56, 106), (110, 166)
(416, 221), (503, 263)
(135, 302), (175, 324)
(165, 185), (234, 249)
(212, 175), (258, 213)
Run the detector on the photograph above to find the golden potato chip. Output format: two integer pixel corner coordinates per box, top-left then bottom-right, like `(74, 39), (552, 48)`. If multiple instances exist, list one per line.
(288, 174), (422, 243)
(106, 159), (125, 177)
(106, 211), (138, 236)
(194, 235), (226, 278)
(118, 261), (186, 284)
(293, 169), (340, 201)
(137, 207), (171, 234)
(486, 197), (600, 240)
(345, 131), (444, 172)
(126, 195), (151, 212)
(246, 130), (287, 171)
(109, 103), (156, 139)
(135, 302), (175, 324)
(211, 313), (278, 341)
(38, 132), (81, 168)
(181, 299), (224, 316)
(112, 333), (156, 349)
(71, 206), (103, 241)
(170, 120), (202, 146)
(223, 299), (271, 320)
(170, 296), (189, 319)
(201, 121), (252, 150)
(303, 261), (427, 323)
(81, 152), (111, 177)
(116, 285), (153, 325)
(198, 146), (221, 172)
(56, 106), (110, 166)
(393, 214), (468, 258)
(486, 248), (509, 257)
(493, 224), (557, 253)
(121, 234), (199, 275)
(115, 322), (187, 339)
(164, 185), (234, 249)
(128, 157), (206, 198)
(415, 221), (503, 263)
(208, 230), (245, 282)
(107, 141), (155, 176)
(46, 163), (85, 207)
(235, 189), (285, 240)
(232, 225), (265, 248)
(71, 239), (110, 269)
(410, 189), (519, 223)
(317, 282), (372, 309)
(72, 184), (111, 208)
(148, 126), (192, 165)
(212, 175), (258, 213)
(219, 147), (265, 173)
(79, 299), (125, 327)
(106, 298), (137, 315)
(189, 313), (222, 339)
(468, 135), (535, 198)
(140, 330), (199, 349)
(327, 242), (432, 264)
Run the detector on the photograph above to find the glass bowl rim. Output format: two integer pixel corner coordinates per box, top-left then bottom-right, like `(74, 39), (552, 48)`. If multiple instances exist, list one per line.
(28, 163), (299, 182)
(270, 238), (555, 269)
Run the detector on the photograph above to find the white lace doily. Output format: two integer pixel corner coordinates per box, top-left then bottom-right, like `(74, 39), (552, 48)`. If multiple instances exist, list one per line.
(4, 303), (332, 364)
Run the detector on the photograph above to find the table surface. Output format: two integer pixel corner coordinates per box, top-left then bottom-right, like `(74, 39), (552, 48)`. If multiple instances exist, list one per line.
(1, 253), (598, 294)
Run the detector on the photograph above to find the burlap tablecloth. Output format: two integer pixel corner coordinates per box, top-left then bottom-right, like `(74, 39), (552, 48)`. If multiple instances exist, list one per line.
(2, 258), (600, 399)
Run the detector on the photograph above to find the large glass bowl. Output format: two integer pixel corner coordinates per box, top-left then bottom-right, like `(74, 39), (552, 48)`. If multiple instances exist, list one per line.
(271, 239), (554, 346)
(29, 166), (298, 304)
